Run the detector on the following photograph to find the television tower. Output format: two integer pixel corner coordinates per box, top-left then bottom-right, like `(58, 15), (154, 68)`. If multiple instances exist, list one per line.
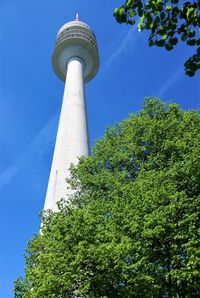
(44, 14), (99, 211)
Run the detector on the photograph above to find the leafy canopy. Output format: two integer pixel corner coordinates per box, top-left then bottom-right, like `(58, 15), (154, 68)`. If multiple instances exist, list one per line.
(14, 99), (200, 297)
(114, 0), (200, 77)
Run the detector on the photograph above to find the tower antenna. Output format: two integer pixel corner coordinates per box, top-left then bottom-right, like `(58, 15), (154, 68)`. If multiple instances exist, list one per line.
(75, 13), (80, 21)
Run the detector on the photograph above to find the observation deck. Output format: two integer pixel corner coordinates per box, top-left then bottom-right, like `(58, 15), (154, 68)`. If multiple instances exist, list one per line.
(52, 17), (99, 83)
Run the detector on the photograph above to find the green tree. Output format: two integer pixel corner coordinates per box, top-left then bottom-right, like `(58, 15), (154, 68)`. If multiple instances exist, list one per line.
(113, 0), (200, 77)
(14, 99), (200, 297)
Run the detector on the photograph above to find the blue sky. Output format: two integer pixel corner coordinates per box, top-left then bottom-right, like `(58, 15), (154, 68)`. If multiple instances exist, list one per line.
(0, 0), (199, 297)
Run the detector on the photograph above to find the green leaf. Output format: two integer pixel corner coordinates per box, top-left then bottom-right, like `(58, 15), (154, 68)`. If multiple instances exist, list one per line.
(138, 14), (145, 31)
(126, 0), (133, 8)
(128, 19), (136, 25)
(187, 39), (196, 46)
(169, 37), (178, 45)
(162, 34), (168, 40)
(148, 39), (154, 47)
(166, 5), (172, 11)
(188, 30), (196, 38)
(129, 9), (136, 17)
(113, 8), (119, 17)
(165, 43), (173, 50)
(156, 39), (165, 47)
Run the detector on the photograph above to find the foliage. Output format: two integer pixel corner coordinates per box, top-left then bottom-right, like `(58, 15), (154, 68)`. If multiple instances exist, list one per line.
(14, 98), (200, 297)
(113, 0), (200, 77)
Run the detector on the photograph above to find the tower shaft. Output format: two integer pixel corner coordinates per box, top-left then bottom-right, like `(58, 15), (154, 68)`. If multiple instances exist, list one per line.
(44, 58), (89, 211)
(43, 16), (99, 212)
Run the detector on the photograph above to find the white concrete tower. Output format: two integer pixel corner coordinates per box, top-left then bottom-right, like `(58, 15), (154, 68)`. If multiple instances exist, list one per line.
(44, 14), (99, 211)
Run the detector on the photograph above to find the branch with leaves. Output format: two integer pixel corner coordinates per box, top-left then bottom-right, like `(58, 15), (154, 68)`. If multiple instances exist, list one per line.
(114, 0), (200, 76)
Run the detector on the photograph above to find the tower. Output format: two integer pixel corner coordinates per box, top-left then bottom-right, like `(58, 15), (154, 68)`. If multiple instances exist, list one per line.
(44, 14), (99, 211)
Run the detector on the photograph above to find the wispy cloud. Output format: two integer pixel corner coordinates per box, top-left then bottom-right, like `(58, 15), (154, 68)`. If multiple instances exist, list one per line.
(31, 112), (59, 158)
(104, 25), (139, 70)
(0, 166), (18, 188)
(157, 65), (183, 98)
(0, 112), (59, 191)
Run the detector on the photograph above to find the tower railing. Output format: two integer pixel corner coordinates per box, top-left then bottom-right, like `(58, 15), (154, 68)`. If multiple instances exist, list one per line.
(55, 28), (97, 49)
